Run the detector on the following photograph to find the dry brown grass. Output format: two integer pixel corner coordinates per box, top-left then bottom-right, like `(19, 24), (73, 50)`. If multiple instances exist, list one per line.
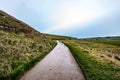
(0, 10), (57, 79)
(64, 40), (120, 80)
(0, 29), (56, 79)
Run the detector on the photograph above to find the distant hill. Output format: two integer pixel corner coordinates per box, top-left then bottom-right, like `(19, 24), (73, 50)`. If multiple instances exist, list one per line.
(81, 36), (120, 47)
(45, 33), (77, 40)
(86, 36), (120, 40)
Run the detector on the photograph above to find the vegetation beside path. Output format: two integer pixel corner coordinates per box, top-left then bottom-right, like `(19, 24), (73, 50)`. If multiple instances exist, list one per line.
(0, 30), (56, 80)
(0, 10), (57, 80)
(64, 40), (120, 80)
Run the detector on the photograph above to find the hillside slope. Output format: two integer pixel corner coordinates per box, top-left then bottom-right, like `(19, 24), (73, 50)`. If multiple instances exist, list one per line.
(0, 10), (44, 38)
(0, 10), (56, 80)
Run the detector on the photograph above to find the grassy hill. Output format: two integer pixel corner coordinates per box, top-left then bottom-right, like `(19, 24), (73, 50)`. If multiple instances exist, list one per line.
(0, 10), (44, 38)
(45, 33), (77, 40)
(0, 10), (56, 80)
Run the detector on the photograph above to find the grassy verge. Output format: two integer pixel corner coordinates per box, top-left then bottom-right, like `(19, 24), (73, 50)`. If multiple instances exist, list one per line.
(0, 30), (56, 80)
(1, 53), (46, 80)
(64, 41), (120, 80)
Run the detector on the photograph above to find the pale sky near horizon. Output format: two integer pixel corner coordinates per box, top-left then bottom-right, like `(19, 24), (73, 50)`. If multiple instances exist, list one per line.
(0, 0), (120, 38)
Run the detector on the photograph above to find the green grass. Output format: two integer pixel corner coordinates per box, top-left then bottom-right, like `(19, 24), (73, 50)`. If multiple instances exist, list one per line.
(64, 40), (120, 80)
(0, 30), (56, 80)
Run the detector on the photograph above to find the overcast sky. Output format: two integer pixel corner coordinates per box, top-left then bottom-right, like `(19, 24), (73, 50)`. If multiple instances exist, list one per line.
(0, 0), (120, 38)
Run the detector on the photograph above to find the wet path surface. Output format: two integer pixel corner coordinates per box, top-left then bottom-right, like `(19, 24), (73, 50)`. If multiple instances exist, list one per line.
(20, 41), (85, 80)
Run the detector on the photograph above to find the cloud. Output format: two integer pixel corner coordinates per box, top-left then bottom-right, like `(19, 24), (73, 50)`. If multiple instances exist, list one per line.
(44, 0), (118, 33)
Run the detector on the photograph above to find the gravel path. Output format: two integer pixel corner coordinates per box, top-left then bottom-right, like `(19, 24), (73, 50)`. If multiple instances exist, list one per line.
(20, 41), (85, 80)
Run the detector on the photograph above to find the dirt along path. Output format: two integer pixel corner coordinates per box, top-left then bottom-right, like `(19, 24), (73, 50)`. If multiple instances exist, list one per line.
(20, 41), (85, 80)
